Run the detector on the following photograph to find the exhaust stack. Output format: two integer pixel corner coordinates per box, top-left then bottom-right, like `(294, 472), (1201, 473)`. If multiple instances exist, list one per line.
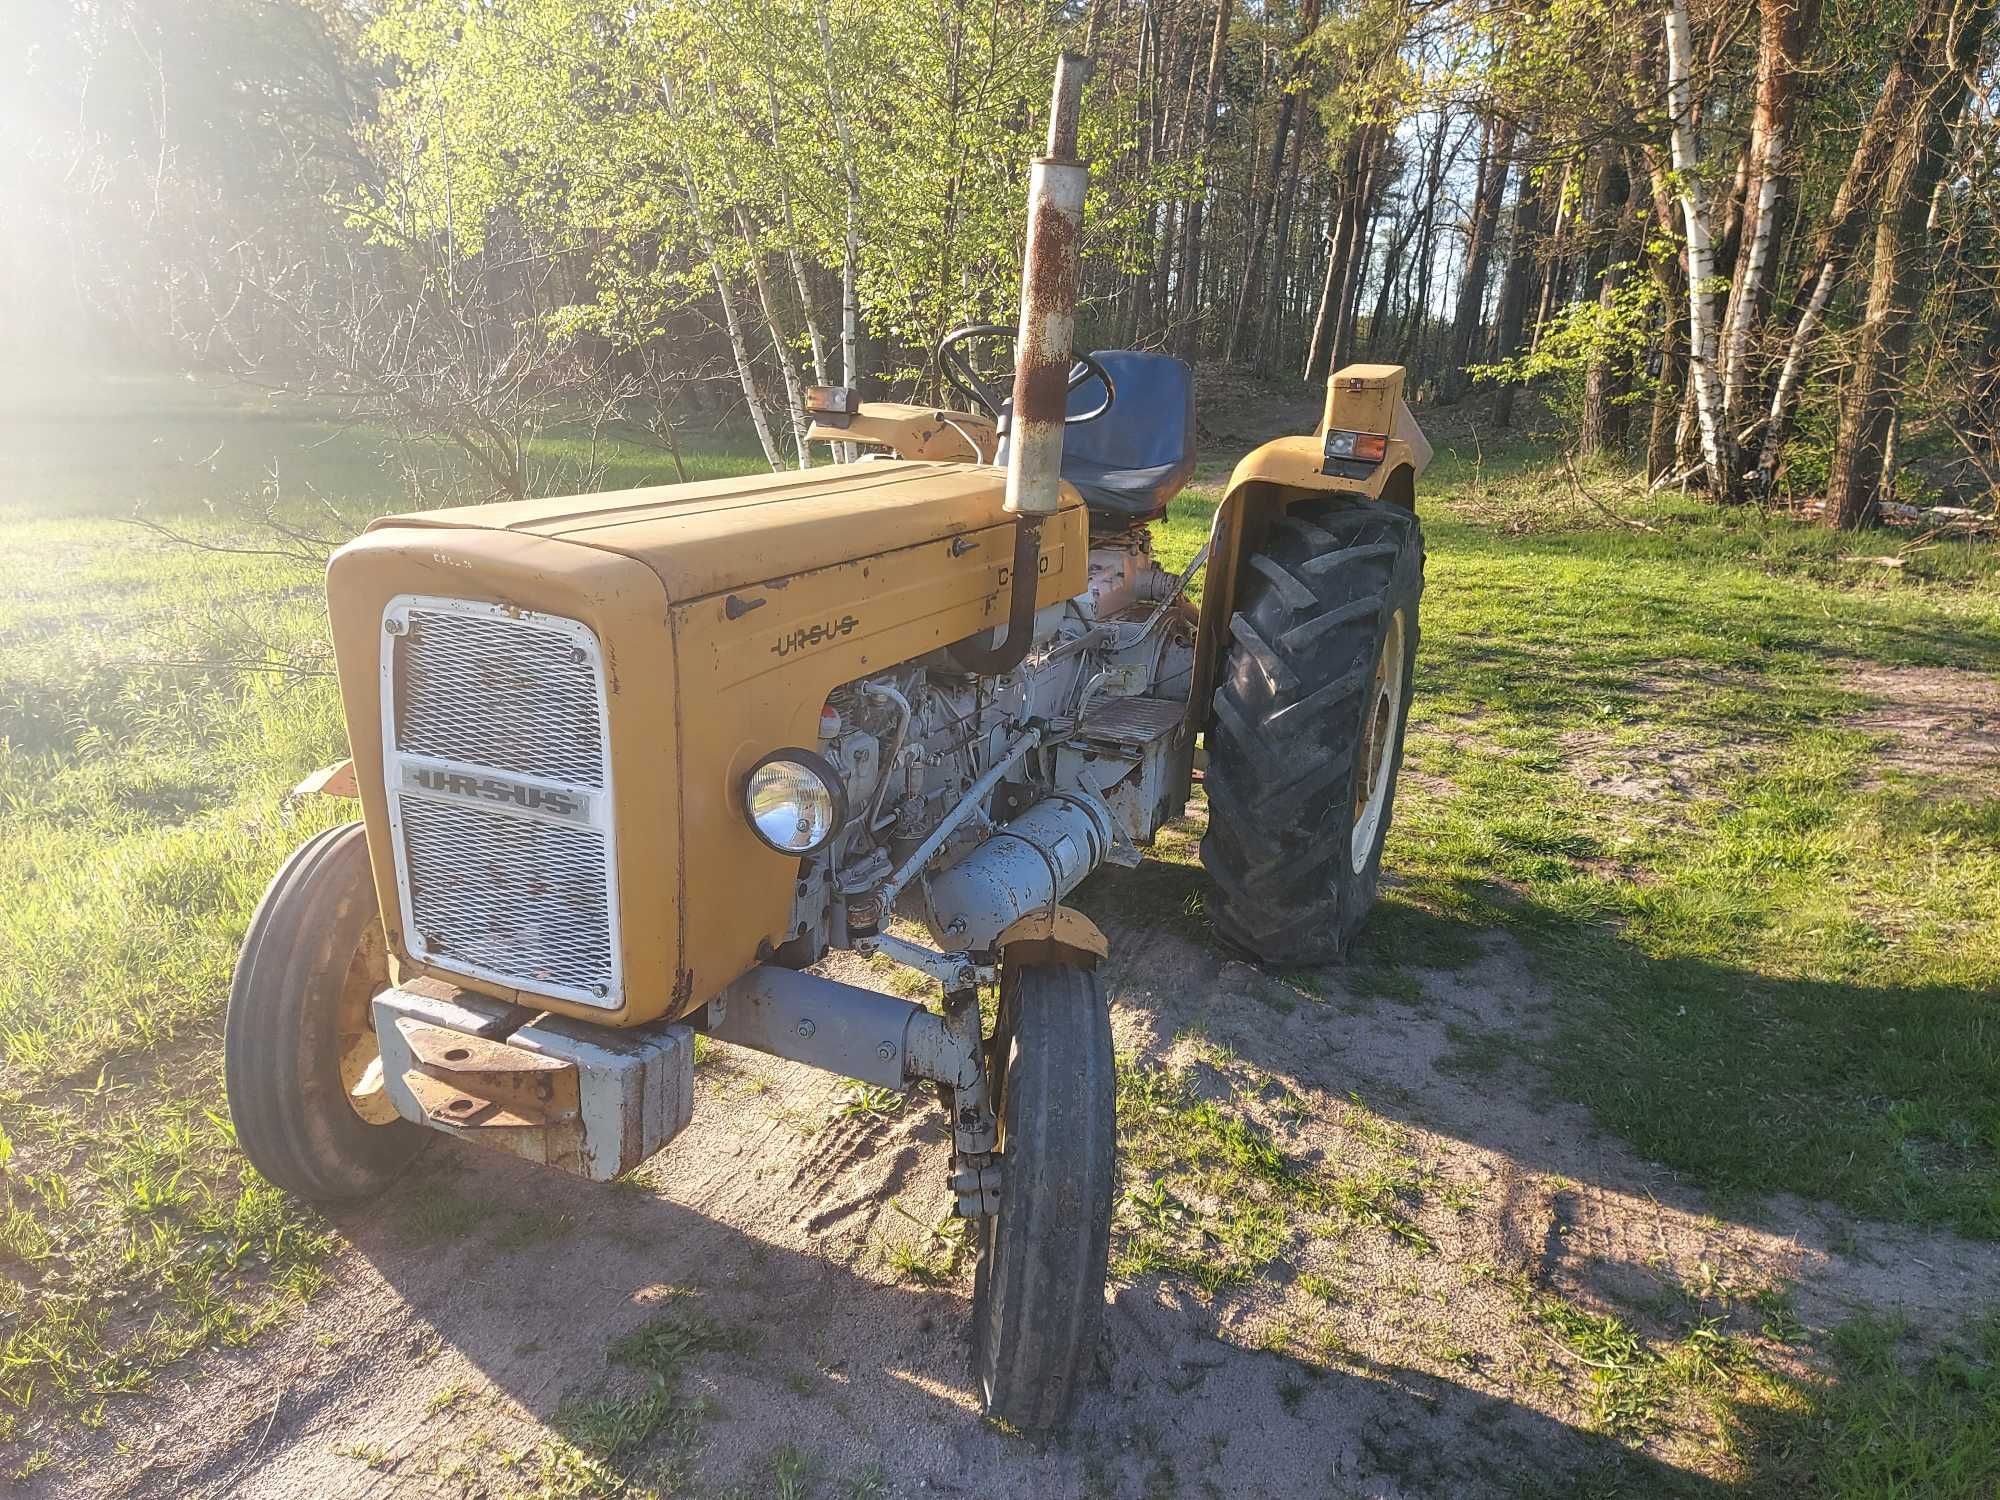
(955, 52), (1090, 676)
(1004, 51), (1089, 519)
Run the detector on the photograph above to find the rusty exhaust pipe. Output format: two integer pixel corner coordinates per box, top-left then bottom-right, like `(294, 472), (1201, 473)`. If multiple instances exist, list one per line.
(953, 52), (1089, 676)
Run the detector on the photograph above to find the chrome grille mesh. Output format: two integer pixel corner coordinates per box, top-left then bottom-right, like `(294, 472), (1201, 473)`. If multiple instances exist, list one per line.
(396, 607), (607, 788)
(397, 799), (615, 995)
(383, 597), (620, 1007)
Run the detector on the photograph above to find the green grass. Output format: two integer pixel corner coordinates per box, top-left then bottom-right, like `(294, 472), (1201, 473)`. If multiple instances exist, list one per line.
(1726, 1309), (2000, 1497)
(1160, 445), (2000, 1237)
(0, 373), (769, 1467)
(2, 374), (1998, 1484)
(518, 1295), (758, 1496)
(1112, 1055), (1440, 1291)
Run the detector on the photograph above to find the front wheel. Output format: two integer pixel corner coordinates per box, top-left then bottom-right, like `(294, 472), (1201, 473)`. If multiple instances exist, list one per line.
(224, 822), (425, 1203)
(970, 962), (1115, 1430)
(1200, 496), (1424, 964)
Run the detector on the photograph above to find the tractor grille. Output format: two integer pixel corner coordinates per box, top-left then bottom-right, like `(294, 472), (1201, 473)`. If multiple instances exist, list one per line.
(382, 596), (621, 1008)
(394, 606), (607, 789)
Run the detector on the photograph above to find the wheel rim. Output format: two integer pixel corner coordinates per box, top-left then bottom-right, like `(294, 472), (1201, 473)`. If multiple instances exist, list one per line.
(334, 918), (401, 1126)
(1351, 607), (1407, 874)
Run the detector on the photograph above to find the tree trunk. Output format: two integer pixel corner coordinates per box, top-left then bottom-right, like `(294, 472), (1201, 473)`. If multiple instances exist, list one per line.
(1368, 205), (1417, 356)
(1256, 122), (1311, 367)
(1664, 0), (1737, 499)
(1399, 114), (1460, 363)
(663, 77), (780, 471)
(1757, 0), (1945, 489)
(1580, 160), (1640, 457)
(1226, 0), (1323, 363)
(1530, 156), (1576, 353)
(1331, 129), (1386, 373)
(1490, 157), (1545, 430)
(1825, 0), (1996, 526)
(1717, 0), (1818, 447)
(1304, 127), (1370, 381)
(1643, 152), (1691, 480)
(698, 234), (778, 471)
(733, 205), (811, 467)
(1173, 0), (1232, 361)
(1442, 114), (1517, 403)
(818, 6), (861, 389)
(766, 69), (828, 389)
(818, 1), (862, 460)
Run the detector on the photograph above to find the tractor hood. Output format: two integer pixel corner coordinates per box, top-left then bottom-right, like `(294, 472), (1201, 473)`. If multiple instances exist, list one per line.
(366, 460), (1081, 602)
(327, 457), (1088, 1030)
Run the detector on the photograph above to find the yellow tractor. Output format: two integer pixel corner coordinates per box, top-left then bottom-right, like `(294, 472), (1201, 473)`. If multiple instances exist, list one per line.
(224, 55), (1429, 1429)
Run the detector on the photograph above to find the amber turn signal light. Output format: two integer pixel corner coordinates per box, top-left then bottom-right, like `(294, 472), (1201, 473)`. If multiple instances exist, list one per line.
(1324, 429), (1388, 464)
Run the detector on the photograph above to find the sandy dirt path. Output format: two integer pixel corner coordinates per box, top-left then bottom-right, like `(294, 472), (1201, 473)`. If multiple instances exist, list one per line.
(64, 865), (2000, 1500)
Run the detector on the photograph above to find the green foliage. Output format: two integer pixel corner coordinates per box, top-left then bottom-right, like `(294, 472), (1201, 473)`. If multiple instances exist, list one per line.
(360, 0), (1183, 382)
(1470, 260), (1661, 429)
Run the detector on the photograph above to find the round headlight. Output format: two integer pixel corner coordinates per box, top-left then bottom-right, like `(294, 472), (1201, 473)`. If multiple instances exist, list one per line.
(743, 749), (847, 855)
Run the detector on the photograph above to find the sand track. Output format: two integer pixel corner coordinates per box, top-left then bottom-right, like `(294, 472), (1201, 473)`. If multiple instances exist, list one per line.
(64, 894), (1998, 1500)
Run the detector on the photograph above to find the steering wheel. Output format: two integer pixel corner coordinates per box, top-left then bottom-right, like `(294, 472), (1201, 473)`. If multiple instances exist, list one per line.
(935, 324), (1115, 430)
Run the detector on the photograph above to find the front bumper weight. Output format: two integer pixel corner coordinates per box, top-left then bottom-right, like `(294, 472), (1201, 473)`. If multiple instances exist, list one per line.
(373, 984), (694, 1182)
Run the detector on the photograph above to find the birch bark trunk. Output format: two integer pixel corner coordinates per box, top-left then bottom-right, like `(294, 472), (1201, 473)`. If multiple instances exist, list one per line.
(732, 203), (812, 468)
(818, 1), (862, 459)
(765, 69), (828, 388)
(663, 78), (780, 472)
(1717, 0), (1816, 442)
(1664, 0), (1737, 498)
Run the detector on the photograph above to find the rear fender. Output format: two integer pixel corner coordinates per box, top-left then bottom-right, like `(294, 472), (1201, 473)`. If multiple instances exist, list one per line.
(1184, 366), (1429, 736)
(805, 402), (995, 462)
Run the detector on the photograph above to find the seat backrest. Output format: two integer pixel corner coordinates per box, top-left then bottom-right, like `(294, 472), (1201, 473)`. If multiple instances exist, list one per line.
(997, 350), (1197, 524)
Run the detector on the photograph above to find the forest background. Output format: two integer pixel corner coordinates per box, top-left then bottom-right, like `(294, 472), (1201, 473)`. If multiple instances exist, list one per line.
(6, 0), (1997, 529)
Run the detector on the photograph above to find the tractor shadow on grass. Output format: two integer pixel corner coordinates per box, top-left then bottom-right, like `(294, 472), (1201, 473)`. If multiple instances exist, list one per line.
(1078, 823), (1998, 1255)
(217, 1133), (1726, 1500)
(106, 862), (1987, 1497)
(1073, 839), (2000, 1479)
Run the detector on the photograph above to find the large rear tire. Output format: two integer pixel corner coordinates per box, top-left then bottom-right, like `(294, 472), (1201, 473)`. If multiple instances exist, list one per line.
(970, 962), (1115, 1430)
(225, 822), (425, 1203)
(1200, 497), (1423, 964)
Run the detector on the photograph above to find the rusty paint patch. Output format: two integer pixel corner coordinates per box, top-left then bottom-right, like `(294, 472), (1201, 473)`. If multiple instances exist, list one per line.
(1014, 188), (1082, 425)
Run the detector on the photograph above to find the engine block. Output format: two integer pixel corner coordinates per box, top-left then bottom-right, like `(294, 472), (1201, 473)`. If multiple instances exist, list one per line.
(787, 529), (1197, 965)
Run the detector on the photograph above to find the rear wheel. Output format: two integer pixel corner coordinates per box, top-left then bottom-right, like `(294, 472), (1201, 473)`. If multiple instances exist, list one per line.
(225, 822), (424, 1202)
(970, 962), (1115, 1430)
(1200, 496), (1424, 964)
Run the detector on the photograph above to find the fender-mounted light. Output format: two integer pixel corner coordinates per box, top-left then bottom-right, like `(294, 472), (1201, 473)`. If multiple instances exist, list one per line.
(743, 748), (848, 855)
(804, 385), (859, 429)
(1325, 429), (1389, 464)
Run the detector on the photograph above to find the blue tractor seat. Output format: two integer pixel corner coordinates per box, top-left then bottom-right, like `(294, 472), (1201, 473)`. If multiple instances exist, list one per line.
(997, 350), (1197, 526)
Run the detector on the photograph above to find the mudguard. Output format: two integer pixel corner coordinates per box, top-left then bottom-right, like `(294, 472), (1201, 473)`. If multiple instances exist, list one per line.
(1185, 365), (1431, 735)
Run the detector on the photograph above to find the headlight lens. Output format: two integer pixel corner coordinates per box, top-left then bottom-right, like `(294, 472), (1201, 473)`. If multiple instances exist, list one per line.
(744, 750), (846, 854)
(1324, 428), (1388, 463)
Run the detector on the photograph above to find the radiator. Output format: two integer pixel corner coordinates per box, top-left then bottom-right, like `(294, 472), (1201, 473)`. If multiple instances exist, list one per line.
(379, 595), (621, 1008)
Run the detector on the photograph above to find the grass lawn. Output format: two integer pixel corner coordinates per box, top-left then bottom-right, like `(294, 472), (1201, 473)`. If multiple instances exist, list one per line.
(1, 373), (1997, 1489)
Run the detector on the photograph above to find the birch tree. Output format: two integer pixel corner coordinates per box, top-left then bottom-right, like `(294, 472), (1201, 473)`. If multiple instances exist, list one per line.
(1664, 0), (1736, 499)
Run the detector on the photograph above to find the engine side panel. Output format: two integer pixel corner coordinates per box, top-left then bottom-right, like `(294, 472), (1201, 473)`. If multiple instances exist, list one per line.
(667, 504), (1087, 1011)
